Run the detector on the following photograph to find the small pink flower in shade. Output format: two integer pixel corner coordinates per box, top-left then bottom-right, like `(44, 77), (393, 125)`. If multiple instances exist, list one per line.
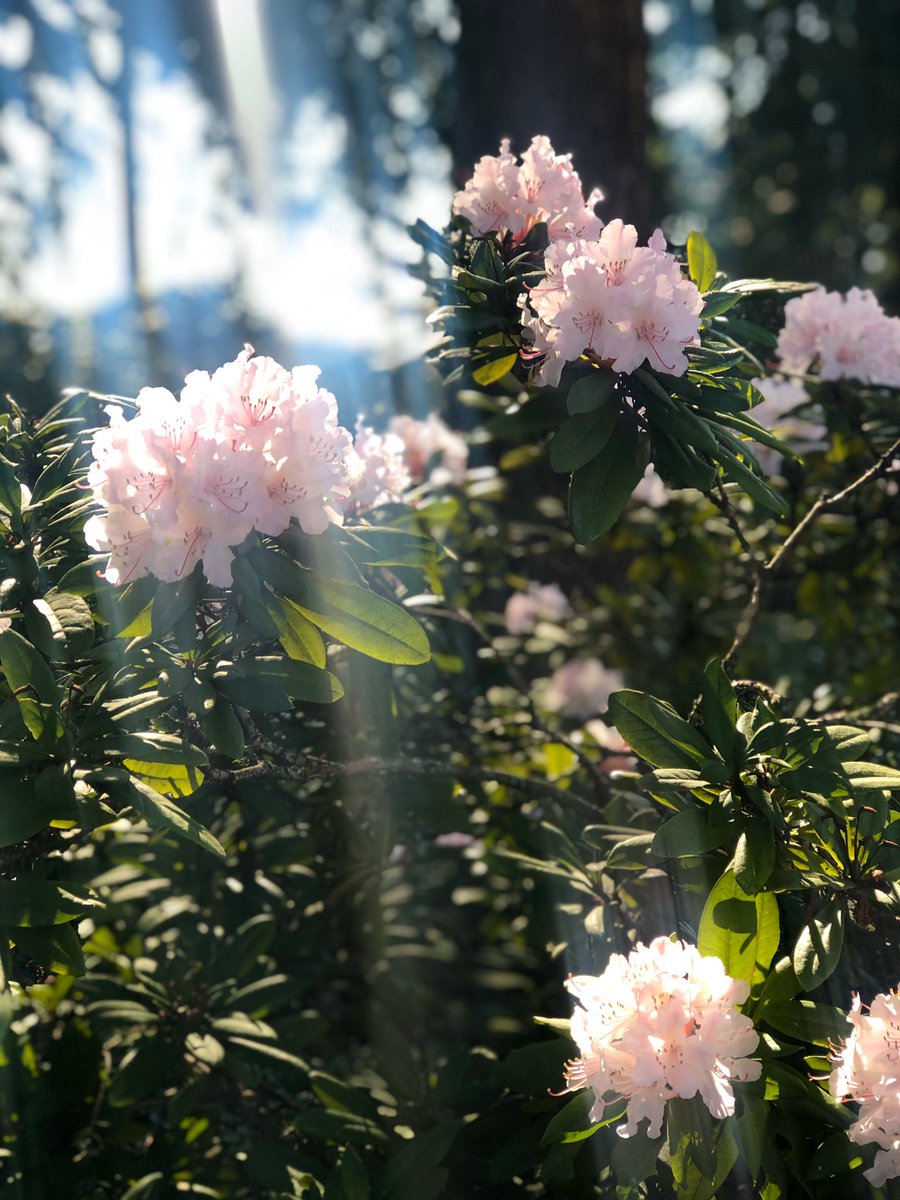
(542, 657), (624, 721)
(748, 376), (826, 473)
(452, 135), (604, 243)
(504, 582), (573, 635)
(388, 413), (469, 486)
(776, 287), (900, 387)
(830, 989), (900, 1187)
(521, 220), (703, 386)
(558, 938), (760, 1139)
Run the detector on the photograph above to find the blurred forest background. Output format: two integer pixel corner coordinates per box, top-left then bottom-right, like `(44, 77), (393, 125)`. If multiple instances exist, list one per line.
(0, 0), (898, 411)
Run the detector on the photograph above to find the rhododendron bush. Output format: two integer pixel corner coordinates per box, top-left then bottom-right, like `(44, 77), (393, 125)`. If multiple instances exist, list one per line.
(1, 136), (900, 1200)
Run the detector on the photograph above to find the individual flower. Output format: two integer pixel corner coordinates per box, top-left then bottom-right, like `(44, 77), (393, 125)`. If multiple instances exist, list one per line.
(504, 582), (573, 635)
(542, 657), (623, 721)
(748, 375), (826, 472)
(830, 989), (900, 1187)
(388, 412), (468, 486)
(522, 219), (704, 386)
(346, 423), (411, 512)
(559, 937), (760, 1139)
(630, 464), (668, 508)
(85, 346), (355, 588)
(776, 287), (900, 387)
(452, 135), (604, 243)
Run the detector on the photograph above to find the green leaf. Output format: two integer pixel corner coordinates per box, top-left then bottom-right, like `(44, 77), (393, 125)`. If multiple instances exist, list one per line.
(565, 371), (617, 415)
(216, 657), (344, 708)
(472, 352), (518, 386)
(733, 822), (775, 894)
(652, 809), (731, 858)
(85, 732), (209, 767)
(0, 773), (76, 848)
(247, 547), (430, 665)
(0, 628), (63, 744)
(714, 443), (787, 516)
(549, 403), (619, 472)
(108, 1043), (173, 1107)
(197, 698), (245, 759)
(762, 1000), (851, 1048)
(498, 1039), (570, 1097)
(99, 771), (225, 857)
(793, 899), (845, 991)
(30, 592), (95, 659)
(842, 760), (900, 789)
(701, 660), (741, 765)
(0, 878), (102, 927)
(687, 231), (718, 291)
(568, 416), (650, 542)
(11, 922), (85, 975)
(120, 1173), (166, 1200)
(608, 690), (713, 768)
(542, 1090), (625, 1145)
(805, 1131), (870, 1181)
(697, 868), (780, 987)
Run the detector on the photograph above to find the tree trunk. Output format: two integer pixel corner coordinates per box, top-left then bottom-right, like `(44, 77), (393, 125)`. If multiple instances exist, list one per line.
(448, 0), (651, 232)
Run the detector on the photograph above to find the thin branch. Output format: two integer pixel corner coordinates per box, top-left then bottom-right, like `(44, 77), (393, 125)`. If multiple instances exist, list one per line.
(206, 752), (602, 821)
(723, 436), (900, 672)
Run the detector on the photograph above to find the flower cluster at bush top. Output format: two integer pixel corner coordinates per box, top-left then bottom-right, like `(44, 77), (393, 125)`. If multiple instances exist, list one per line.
(85, 347), (355, 588)
(776, 286), (900, 387)
(504, 582), (573, 635)
(521, 219), (704, 385)
(830, 989), (900, 1186)
(561, 938), (761, 1138)
(388, 412), (469, 486)
(542, 657), (623, 721)
(451, 135), (604, 243)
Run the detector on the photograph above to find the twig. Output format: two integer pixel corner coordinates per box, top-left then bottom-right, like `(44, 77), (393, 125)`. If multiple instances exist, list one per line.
(722, 436), (900, 672)
(206, 752), (602, 821)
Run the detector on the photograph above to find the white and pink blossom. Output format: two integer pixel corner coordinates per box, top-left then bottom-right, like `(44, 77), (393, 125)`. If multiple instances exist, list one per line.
(776, 287), (900, 387)
(830, 989), (900, 1186)
(85, 346), (356, 588)
(504, 582), (573, 635)
(388, 412), (468, 486)
(452, 135), (604, 243)
(542, 657), (623, 721)
(748, 376), (826, 472)
(347, 424), (411, 512)
(559, 937), (760, 1139)
(522, 219), (704, 385)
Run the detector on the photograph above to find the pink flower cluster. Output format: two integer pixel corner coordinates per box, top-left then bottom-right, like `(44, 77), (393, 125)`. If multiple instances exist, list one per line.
(452, 135), (603, 243)
(522, 219), (704, 386)
(830, 990), (900, 1186)
(776, 287), (900, 387)
(504, 582), (573, 635)
(347, 424), (411, 511)
(561, 938), (760, 1138)
(387, 413), (469, 486)
(542, 657), (623, 721)
(85, 347), (354, 589)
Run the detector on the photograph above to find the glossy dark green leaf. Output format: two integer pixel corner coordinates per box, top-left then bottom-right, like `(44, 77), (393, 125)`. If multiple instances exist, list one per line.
(652, 808), (731, 858)
(99, 770), (225, 858)
(0, 628), (63, 743)
(565, 370), (617, 415)
(11, 922), (85, 975)
(0, 878), (102, 927)
(762, 1000), (851, 1048)
(608, 690), (713, 768)
(568, 417), (650, 543)
(701, 659), (741, 765)
(793, 899), (845, 991)
(733, 821), (775, 894)
(549, 403), (619, 473)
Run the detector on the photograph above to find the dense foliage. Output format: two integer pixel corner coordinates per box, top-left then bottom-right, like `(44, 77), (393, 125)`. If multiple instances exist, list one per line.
(2, 137), (900, 1200)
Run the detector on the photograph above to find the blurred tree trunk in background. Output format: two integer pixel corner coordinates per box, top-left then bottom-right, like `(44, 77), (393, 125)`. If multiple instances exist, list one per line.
(447, 0), (651, 232)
